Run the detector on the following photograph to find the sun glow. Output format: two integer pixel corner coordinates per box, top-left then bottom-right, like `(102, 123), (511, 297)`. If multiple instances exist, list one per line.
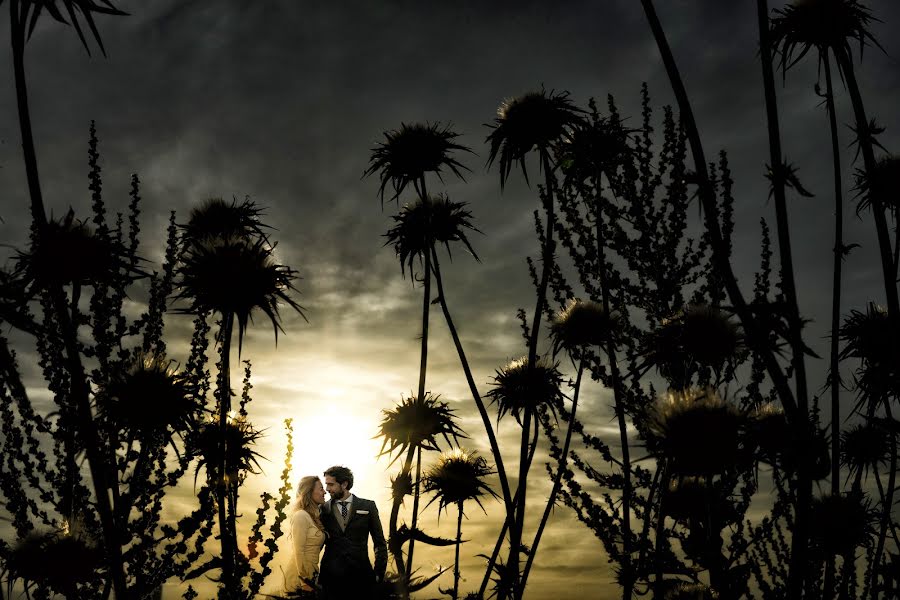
(286, 403), (384, 498)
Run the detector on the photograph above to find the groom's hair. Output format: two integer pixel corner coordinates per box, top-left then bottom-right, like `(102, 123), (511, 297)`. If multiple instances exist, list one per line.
(324, 465), (354, 490)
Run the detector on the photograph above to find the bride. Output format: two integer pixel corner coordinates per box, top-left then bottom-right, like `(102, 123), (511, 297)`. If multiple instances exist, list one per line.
(284, 476), (327, 596)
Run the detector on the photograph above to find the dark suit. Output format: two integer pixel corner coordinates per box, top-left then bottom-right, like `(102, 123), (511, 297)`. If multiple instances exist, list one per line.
(319, 495), (388, 598)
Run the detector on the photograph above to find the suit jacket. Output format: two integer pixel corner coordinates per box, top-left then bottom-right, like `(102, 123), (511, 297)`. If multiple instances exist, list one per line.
(319, 495), (387, 595)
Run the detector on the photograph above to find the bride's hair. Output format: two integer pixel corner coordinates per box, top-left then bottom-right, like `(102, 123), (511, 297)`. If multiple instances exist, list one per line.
(294, 476), (324, 530)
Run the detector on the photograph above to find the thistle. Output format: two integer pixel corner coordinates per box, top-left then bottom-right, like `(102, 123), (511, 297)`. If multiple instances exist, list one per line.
(770, 0), (882, 73)
(365, 122), (472, 204)
(102, 352), (200, 441)
(840, 302), (900, 406)
(558, 114), (632, 186)
(809, 491), (877, 557)
(6, 529), (102, 594)
(384, 194), (481, 278)
(190, 415), (265, 488)
(853, 155), (900, 213)
(550, 298), (618, 356)
(15, 208), (119, 290)
(643, 304), (745, 387)
(181, 196), (269, 246)
(487, 356), (566, 426)
(646, 388), (748, 476)
(423, 448), (498, 516)
(841, 421), (889, 482)
(175, 235), (305, 350)
(377, 392), (467, 466)
(486, 89), (585, 188)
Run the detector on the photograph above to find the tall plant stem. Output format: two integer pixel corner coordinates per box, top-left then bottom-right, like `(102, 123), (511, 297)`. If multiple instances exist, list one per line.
(508, 153), (558, 598)
(653, 465), (671, 598)
(823, 51), (844, 498)
(870, 402), (898, 599)
(405, 176), (432, 582)
(405, 445), (423, 580)
(756, 2), (812, 595)
(10, 1), (47, 229)
(834, 50), (900, 321)
(389, 444), (416, 576)
(454, 503), (464, 600)
(477, 422), (538, 599)
(521, 358), (584, 587)
(430, 248), (516, 596)
(639, 0), (798, 422)
(429, 252), (512, 508)
(217, 312), (235, 592)
(823, 49), (845, 600)
(11, 4), (127, 594)
(50, 284), (129, 598)
(594, 187), (633, 600)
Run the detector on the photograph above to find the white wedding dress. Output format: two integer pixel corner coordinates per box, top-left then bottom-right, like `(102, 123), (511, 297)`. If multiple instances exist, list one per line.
(283, 509), (326, 593)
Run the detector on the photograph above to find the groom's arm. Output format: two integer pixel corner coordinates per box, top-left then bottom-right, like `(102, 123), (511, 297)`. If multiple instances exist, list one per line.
(368, 500), (388, 579)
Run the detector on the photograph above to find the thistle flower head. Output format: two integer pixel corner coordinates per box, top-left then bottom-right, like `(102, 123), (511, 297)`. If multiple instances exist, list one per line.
(384, 194), (481, 278)
(809, 490), (877, 556)
(644, 304), (744, 387)
(854, 155), (900, 214)
(23, 1), (127, 57)
(7, 529), (102, 593)
(365, 122), (472, 204)
(422, 448), (497, 515)
(377, 392), (466, 466)
(190, 416), (265, 488)
(102, 352), (200, 440)
(487, 356), (565, 426)
(181, 196), (269, 246)
(558, 115), (632, 186)
(550, 298), (618, 355)
(841, 421), (889, 480)
(840, 302), (900, 404)
(175, 235), (305, 351)
(646, 388), (748, 476)
(16, 208), (117, 289)
(771, 0), (882, 72)
(486, 88), (585, 188)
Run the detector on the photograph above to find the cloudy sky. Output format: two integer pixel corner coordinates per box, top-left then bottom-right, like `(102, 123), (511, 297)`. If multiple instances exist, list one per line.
(1, 1), (899, 598)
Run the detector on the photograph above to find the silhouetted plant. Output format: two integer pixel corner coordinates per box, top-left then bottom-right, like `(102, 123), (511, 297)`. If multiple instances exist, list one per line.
(0, 127), (223, 599)
(368, 122), (482, 591)
(365, 121), (472, 205)
(486, 89), (586, 595)
(175, 201), (304, 595)
(423, 448), (498, 600)
(377, 392), (466, 576)
(645, 389), (748, 477)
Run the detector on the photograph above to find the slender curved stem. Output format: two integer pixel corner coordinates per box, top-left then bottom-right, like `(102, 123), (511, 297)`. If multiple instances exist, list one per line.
(11, 0), (47, 229)
(639, 0), (798, 422)
(389, 444), (416, 576)
(870, 402), (898, 599)
(454, 503), (463, 600)
(757, 2), (813, 595)
(217, 312), (235, 590)
(521, 358), (584, 586)
(406, 445), (423, 580)
(823, 48), (845, 600)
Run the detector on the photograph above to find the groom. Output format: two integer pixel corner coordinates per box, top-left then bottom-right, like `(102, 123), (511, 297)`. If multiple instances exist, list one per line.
(319, 465), (388, 597)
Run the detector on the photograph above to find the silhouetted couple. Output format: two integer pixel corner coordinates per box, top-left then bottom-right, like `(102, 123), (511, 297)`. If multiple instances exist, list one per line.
(284, 465), (387, 599)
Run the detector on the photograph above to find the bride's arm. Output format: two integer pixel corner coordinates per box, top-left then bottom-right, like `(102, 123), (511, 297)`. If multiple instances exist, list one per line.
(292, 511), (314, 590)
